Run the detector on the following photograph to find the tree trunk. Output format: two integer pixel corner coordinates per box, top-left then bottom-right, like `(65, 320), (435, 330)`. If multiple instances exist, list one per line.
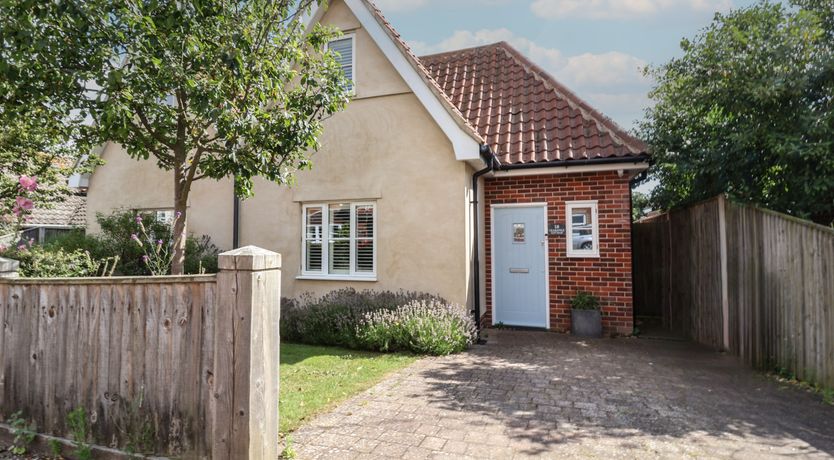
(171, 165), (189, 275)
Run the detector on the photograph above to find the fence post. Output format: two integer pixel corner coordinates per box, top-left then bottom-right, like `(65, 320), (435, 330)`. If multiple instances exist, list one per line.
(0, 257), (19, 278)
(214, 246), (282, 460)
(718, 195), (730, 351)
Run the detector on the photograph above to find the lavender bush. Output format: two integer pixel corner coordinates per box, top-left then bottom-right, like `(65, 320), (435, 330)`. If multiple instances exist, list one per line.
(281, 289), (450, 350)
(356, 300), (477, 356)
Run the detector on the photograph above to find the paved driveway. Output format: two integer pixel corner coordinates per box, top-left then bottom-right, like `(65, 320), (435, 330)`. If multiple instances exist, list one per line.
(292, 330), (834, 459)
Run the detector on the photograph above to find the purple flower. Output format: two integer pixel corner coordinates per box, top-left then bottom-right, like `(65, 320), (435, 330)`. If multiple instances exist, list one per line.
(175, 211), (182, 219)
(142, 255), (149, 263)
(156, 239), (163, 245)
(131, 233), (139, 241)
(135, 215), (143, 223)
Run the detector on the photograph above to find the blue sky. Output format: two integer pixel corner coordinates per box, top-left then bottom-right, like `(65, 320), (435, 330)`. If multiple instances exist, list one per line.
(377, 0), (760, 131)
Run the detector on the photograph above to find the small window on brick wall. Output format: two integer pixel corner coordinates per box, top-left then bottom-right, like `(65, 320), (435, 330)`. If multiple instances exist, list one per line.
(566, 201), (599, 258)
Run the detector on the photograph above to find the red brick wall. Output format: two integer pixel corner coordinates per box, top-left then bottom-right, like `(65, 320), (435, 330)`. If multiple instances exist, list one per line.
(483, 171), (634, 336)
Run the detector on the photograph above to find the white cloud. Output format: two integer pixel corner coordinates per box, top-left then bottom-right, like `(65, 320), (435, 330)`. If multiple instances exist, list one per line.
(561, 52), (648, 88)
(411, 29), (652, 128)
(530, 0), (732, 20)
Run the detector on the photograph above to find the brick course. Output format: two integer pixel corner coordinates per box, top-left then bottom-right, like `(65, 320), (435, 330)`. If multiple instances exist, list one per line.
(483, 171), (634, 336)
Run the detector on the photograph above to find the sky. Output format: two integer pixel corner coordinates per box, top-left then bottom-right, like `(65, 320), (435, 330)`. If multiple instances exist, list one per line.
(377, 0), (761, 132)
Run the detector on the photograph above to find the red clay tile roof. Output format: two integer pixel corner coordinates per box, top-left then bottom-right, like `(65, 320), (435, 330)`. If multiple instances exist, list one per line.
(420, 42), (649, 166)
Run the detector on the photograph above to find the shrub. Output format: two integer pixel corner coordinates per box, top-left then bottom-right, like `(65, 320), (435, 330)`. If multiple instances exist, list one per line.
(281, 289), (444, 349)
(45, 210), (220, 276)
(184, 235), (219, 275)
(1, 245), (103, 277)
(45, 229), (105, 256)
(281, 289), (476, 356)
(356, 300), (477, 355)
(96, 210), (171, 276)
(571, 291), (600, 310)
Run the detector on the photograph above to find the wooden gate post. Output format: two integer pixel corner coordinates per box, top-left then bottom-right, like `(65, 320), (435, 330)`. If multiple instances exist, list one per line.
(215, 246), (281, 459)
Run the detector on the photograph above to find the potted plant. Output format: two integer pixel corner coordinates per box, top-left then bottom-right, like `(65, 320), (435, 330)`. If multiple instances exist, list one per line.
(570, 291), (602, 338)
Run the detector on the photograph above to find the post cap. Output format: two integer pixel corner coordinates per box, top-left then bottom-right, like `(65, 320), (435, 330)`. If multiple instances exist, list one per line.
(218, 246), (282, 271)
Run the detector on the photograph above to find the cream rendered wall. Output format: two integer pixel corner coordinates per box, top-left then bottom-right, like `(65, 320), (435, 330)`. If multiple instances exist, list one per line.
(84, 0), (476, 306)
(85, 142), (235, 249)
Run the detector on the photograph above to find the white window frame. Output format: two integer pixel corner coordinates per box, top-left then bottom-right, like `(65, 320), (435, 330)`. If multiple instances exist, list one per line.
(565, 200), (600, 258)
(299, 202), (377, 281)
(326, 34), (356, 91)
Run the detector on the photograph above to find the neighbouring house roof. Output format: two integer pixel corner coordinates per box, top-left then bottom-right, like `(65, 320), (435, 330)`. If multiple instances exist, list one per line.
(420, 42), (649, 166)
(24, 193), (86, 228)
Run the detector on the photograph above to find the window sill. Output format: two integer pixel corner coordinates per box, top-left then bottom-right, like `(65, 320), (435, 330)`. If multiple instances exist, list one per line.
(296, 275), (378, 282)
(566, 252), (600, 258)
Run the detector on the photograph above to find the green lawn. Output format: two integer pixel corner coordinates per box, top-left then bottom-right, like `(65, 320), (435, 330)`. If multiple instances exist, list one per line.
(279, 343), (417, 434)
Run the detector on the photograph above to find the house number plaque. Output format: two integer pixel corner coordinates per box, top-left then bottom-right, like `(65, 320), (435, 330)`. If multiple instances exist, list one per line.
(548, 223), (565, 236)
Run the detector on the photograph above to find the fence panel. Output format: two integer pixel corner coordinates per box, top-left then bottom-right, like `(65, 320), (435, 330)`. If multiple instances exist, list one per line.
(727, 204), (834, 388)
(0, 276), (218, 456)
(634, 196), (834, 388)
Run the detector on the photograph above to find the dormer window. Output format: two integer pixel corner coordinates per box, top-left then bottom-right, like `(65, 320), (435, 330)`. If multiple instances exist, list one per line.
(328, 35), (355, 90)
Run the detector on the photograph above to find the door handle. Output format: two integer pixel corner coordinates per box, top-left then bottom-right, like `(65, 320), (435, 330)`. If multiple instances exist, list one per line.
(509, 268), (529, 274)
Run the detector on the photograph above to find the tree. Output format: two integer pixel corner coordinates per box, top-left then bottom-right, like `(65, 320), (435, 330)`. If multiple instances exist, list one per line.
(639, 1), (834, 226)
(1, 0), (351, 273)
(631, 191), (651, 221)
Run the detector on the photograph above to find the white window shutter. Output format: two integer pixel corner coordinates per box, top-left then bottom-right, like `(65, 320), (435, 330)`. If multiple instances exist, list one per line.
(301, 202), (376, 278)
(329, 37), (354, 87)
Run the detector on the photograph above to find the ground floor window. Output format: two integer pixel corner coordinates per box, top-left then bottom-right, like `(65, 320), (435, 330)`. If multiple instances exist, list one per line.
(566, 200), (599, 257)
(302, 202), (376, 278)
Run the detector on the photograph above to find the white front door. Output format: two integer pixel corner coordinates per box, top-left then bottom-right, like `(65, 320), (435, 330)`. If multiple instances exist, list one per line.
(492, 205), (548, 328)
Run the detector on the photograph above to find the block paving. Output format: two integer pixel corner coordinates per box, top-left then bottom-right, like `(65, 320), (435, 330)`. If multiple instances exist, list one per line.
(292, 330), (834, 459)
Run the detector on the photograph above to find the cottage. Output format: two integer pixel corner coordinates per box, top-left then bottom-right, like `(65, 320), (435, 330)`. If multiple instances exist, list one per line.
(85, 0), (648, 335)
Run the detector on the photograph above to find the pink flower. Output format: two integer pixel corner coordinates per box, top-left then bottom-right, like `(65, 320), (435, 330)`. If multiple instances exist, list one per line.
(12, 196), (34, 216)
(15, 196), (34, 211)
(18, 176), (37, 192)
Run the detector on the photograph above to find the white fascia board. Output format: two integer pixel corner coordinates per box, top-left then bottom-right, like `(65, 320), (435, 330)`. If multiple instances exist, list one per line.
(489, 161), (649, 178)
(314, 0), (481, 161)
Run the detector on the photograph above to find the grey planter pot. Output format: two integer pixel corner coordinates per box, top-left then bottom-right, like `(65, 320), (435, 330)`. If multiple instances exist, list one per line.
(571, 309), (602, 338)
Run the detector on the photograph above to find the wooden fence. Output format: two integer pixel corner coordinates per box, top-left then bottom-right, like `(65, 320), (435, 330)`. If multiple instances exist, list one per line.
(0, 246), (282, 459)
(634, 196), (834, 388)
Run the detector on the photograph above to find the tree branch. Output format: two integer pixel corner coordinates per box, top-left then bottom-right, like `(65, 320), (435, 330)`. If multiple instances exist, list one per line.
(133, 105), (176, 150)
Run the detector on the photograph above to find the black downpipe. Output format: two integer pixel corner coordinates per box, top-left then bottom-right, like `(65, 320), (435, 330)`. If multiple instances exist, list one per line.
(232, 194), (241, 249)
(471, 145), (497, 334)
